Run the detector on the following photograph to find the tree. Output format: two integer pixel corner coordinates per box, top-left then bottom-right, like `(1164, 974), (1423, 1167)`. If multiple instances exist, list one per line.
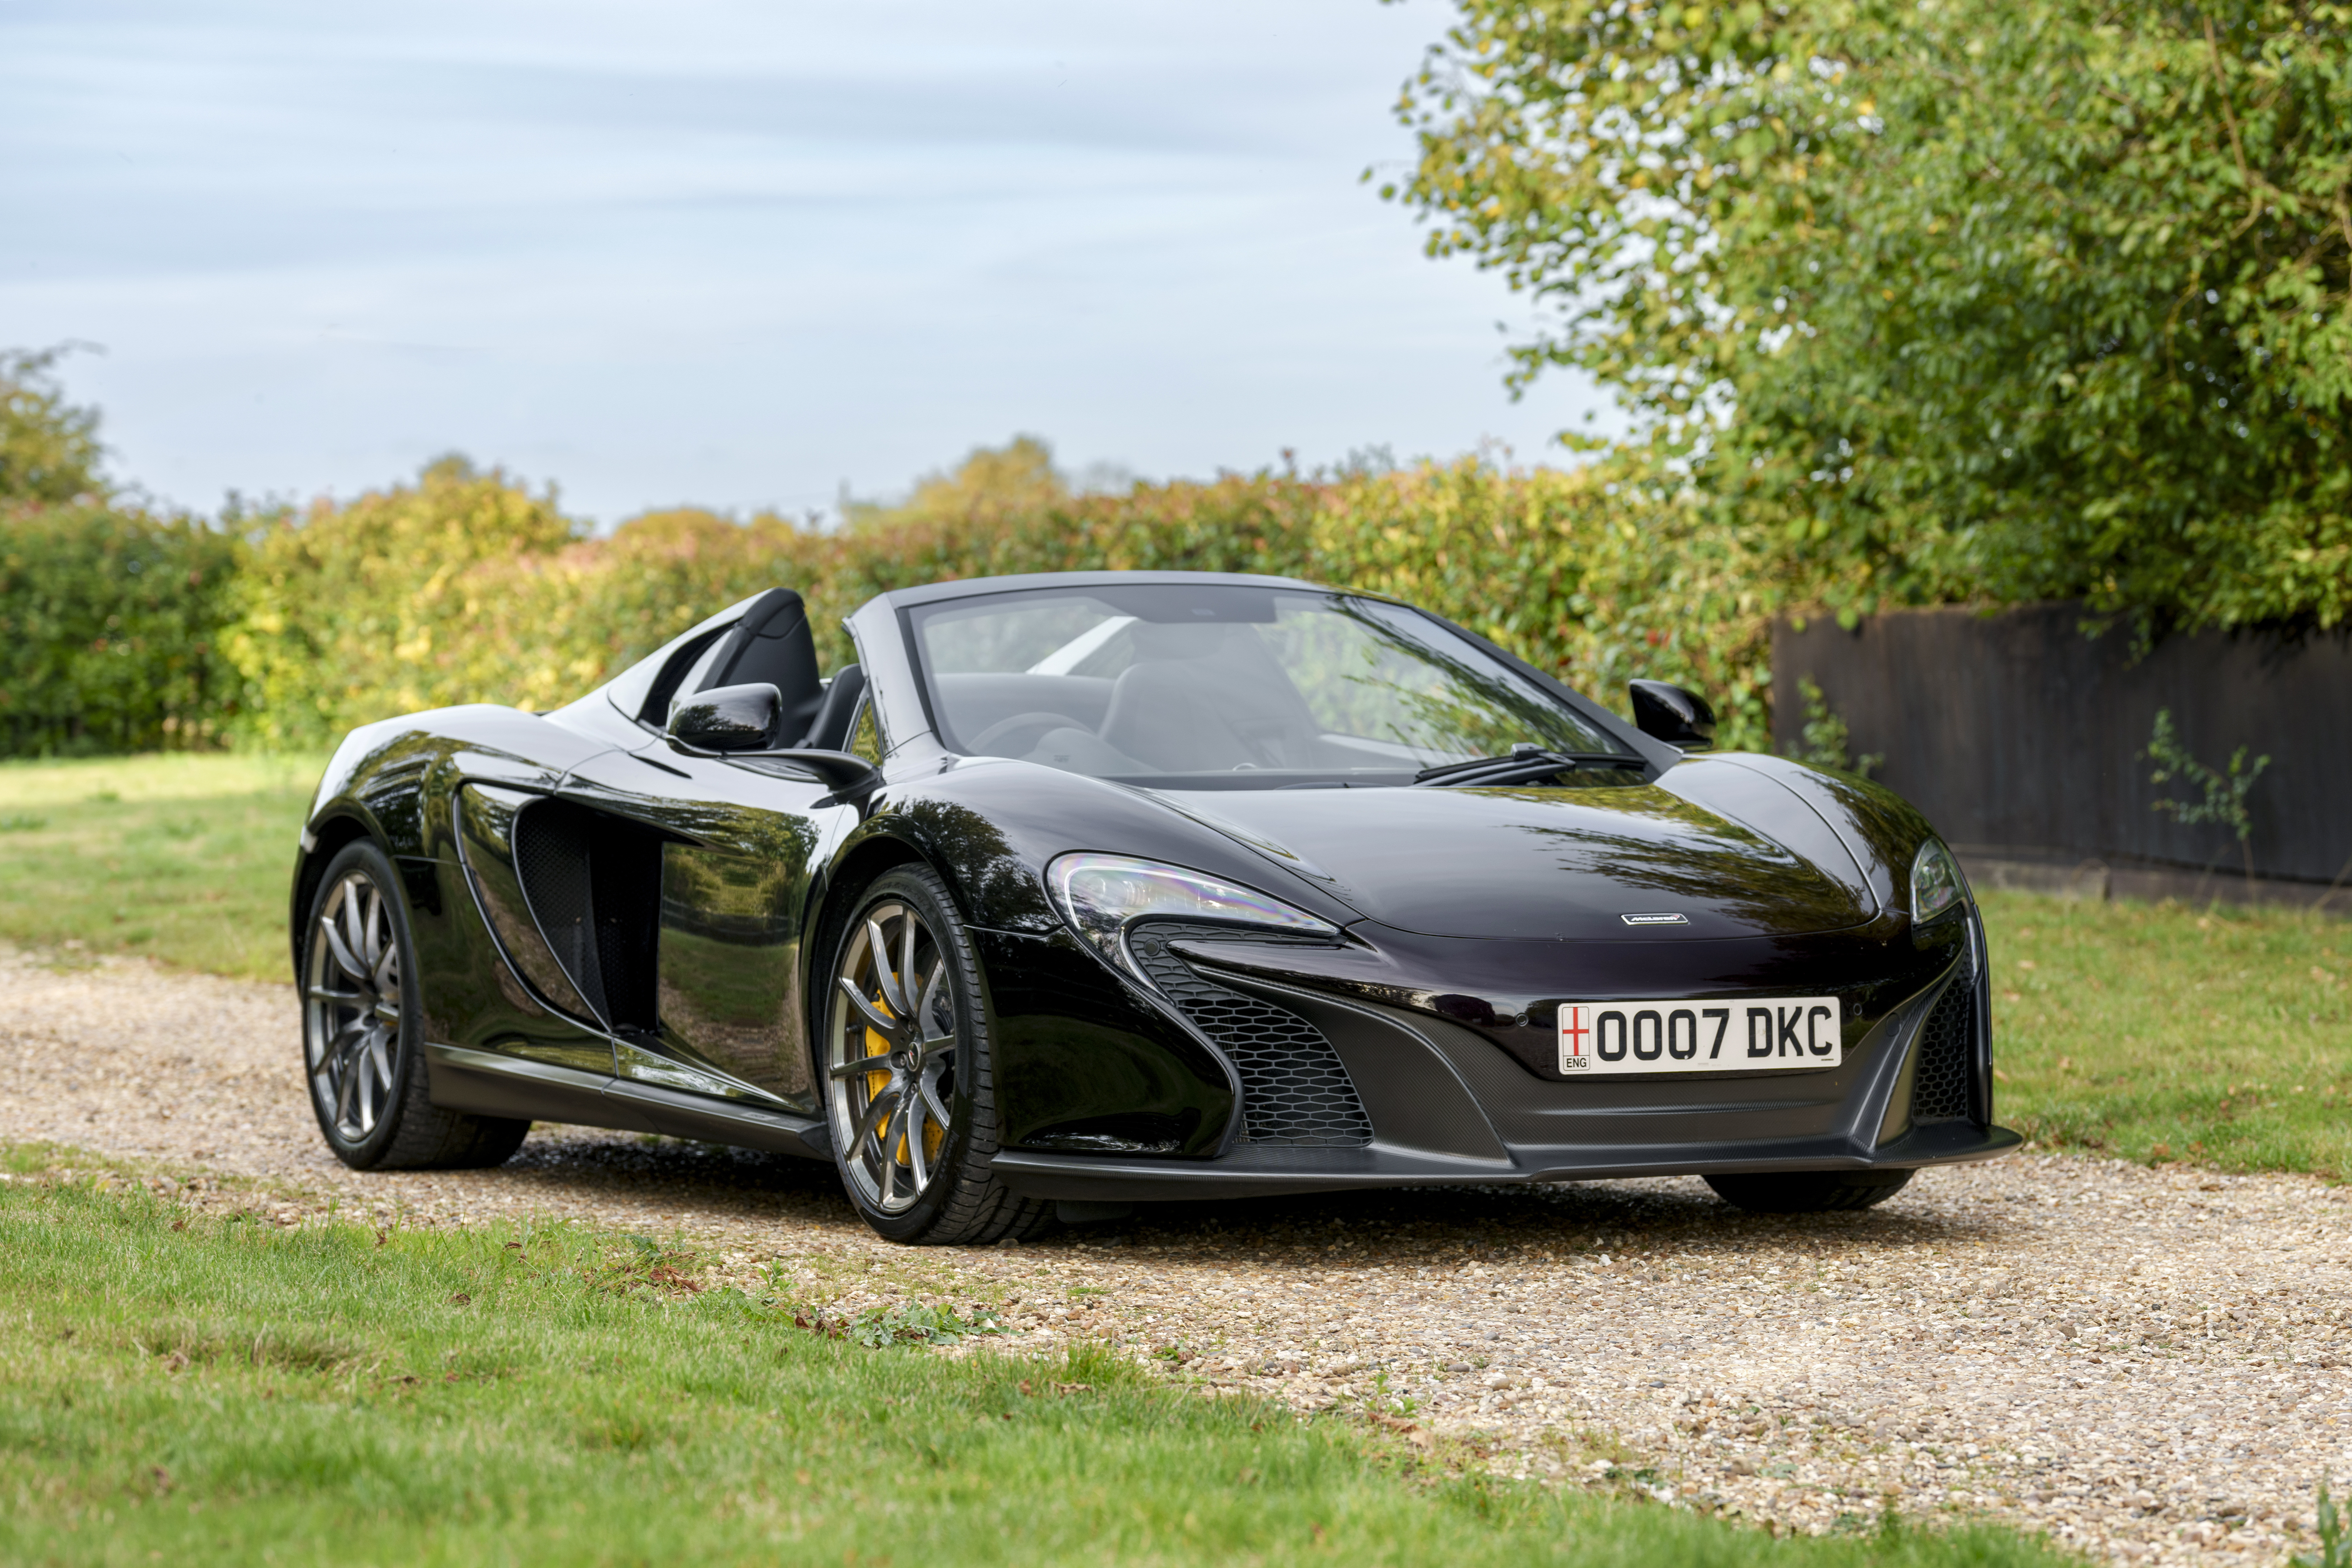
(1386, 0), (2352, 629)
(843, 436), (1071, 530)
(0, 347), (106, 506)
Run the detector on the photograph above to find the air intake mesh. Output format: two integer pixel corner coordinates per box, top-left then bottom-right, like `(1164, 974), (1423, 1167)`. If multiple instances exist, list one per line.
(513, 802), (606, 1020)
(1910, 980), (1975, 1123)
(1125, 923), (1371, 1148)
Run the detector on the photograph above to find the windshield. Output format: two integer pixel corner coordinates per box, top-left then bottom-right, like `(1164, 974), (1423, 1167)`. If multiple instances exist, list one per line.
(904, 583), (1637, 788)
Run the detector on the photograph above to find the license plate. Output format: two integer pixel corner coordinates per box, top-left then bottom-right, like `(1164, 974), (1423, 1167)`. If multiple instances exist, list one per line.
(1556, 998), (1843, 1075)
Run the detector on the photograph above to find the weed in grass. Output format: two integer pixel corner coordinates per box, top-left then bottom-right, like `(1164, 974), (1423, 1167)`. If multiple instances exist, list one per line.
(843, 1300), (1008, 1347)
(0, 811), (47, 831)
(2144, 709), (2271, 890)
(2299, 1483), (2348, 1568)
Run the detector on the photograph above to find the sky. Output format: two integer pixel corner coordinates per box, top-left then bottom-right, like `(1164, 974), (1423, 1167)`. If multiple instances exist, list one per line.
(0, 0), (1615, 525)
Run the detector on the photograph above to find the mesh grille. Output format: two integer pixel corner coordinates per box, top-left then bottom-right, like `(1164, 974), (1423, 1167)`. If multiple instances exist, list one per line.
(1910, 980), (1975, 1123)
(513, 802), (606, 1019)
(1126, 923), (1372, 1148)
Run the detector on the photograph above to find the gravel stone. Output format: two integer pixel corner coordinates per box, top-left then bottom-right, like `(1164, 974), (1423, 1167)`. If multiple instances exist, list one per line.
(3, 944), (2346, 1564)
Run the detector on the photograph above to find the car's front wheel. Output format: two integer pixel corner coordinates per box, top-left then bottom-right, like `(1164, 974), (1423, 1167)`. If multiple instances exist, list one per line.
(820, 865), (1052, 1245)
(1704, 1168), (1914, 1213)
(301, 839), (529, 1171)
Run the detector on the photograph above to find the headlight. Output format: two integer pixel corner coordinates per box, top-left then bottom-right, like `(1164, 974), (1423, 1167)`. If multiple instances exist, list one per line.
(1045, 852), (1337, 975)
(1909, 838), (1968, 924)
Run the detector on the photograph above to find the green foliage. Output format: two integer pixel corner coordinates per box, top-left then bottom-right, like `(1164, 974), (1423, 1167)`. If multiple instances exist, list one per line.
(224, 455), (580, 748)
(1780, 677), (1882, 779)
(1387, 0), (2352, 631)
(843, 432), (1074, 528)
(2298, 1483), (2347, 1568)
(208, 440), (1782, 752)
(0, 503), (244, 755)
(2144, 707), (2271, 882)
(0, 347), (106, 505)
(0, 417), (1788, 755)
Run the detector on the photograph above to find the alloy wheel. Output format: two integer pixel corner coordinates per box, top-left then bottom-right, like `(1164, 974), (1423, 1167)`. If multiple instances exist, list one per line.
(304, 868), (402, 1143)
(824, 900), (958, 1215)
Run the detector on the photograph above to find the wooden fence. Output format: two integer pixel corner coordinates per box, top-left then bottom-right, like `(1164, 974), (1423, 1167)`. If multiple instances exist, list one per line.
(1771, 604), (2352, 907)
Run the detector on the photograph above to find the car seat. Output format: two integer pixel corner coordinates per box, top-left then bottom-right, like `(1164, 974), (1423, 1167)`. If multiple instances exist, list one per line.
(1096, 623), (1322, 772)
(802, 664), (867, 750)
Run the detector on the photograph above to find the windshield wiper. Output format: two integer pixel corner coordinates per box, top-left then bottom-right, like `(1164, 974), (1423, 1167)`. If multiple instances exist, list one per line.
(1411, 744), (1643, 788)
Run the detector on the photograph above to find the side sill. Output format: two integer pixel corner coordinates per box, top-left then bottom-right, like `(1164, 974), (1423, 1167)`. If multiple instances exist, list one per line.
(603, 1077), (832, 1162)
(422, 1041), (654, 1134)
(424, 1041), (834, 1160)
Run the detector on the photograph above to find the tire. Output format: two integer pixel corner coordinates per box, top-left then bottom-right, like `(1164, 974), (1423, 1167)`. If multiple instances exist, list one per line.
(300, 839), (530, 1171)
(818, 865), (1053, 1245)
(1704, 1168), (1915, 1213)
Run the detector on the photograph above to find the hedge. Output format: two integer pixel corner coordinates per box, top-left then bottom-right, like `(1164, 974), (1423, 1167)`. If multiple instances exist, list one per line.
(0, 503), (244, 755)
(2, 452), (1787, 757)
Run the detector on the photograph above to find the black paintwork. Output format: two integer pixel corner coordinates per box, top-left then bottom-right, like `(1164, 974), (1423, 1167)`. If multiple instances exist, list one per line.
(1629, 679), (1718, 748)
(668, 681), (787, 751)
(292, 570), (2018, 1203)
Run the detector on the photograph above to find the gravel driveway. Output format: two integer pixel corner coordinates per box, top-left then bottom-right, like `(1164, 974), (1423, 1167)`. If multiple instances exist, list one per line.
(3, 944), (2345, 1565)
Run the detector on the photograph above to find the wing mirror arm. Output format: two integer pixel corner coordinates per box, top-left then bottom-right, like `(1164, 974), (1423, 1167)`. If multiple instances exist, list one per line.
(757, 748), (883, 808)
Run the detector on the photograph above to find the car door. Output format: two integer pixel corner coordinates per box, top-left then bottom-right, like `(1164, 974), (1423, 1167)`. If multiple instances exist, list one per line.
(554, 740), (855, 1121)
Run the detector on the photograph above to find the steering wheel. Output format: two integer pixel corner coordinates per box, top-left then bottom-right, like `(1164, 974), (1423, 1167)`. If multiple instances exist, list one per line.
(969, 711), (1079, 756)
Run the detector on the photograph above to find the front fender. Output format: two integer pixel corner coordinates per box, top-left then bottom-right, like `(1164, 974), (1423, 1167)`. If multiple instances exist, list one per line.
(1693, 752), (1942, 926)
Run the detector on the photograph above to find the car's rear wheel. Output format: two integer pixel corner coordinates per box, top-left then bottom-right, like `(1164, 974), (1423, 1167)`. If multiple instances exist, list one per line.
(821, 865), (1052, 1245)
(302, 840), (530, 1171)
(1704, 1168), (1915, 1213)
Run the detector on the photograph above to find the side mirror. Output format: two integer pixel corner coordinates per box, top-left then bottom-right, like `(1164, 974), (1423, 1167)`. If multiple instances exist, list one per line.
(668, 682), (781, 752)
(1629, 680), (1717, 750)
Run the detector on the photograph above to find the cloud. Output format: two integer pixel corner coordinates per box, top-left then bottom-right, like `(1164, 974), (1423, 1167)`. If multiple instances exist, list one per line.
(0, 0), (1616, 520)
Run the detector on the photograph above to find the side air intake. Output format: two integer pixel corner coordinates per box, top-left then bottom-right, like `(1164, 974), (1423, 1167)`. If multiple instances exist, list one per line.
(511, 799), (663, 1034)
(1125, 922), (1372, 1148)
(1909, 980), (1976, 1124)
(454, 784), (661, 1033)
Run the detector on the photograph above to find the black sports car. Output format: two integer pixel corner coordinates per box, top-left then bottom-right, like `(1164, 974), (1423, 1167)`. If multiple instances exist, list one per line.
(292, 570), (2017, 1243)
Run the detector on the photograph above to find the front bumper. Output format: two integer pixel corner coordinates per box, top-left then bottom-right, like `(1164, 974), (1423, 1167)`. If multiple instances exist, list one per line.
(988, 914), (2018, 1201)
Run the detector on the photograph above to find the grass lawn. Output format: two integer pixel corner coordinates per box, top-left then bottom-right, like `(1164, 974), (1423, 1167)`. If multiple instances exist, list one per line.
(0, 1160), (2067, 1568)
(1980, 889), (2352, 1177)
(0, 752), (325, 980)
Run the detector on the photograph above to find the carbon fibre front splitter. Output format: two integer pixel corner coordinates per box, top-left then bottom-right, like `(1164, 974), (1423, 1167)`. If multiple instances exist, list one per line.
(986, 1120), (2022, 1203)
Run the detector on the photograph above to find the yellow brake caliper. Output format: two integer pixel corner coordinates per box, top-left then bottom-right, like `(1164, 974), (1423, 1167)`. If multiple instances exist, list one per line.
(864, 958), (947, 1172)
(863, 988), (894, 1113)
